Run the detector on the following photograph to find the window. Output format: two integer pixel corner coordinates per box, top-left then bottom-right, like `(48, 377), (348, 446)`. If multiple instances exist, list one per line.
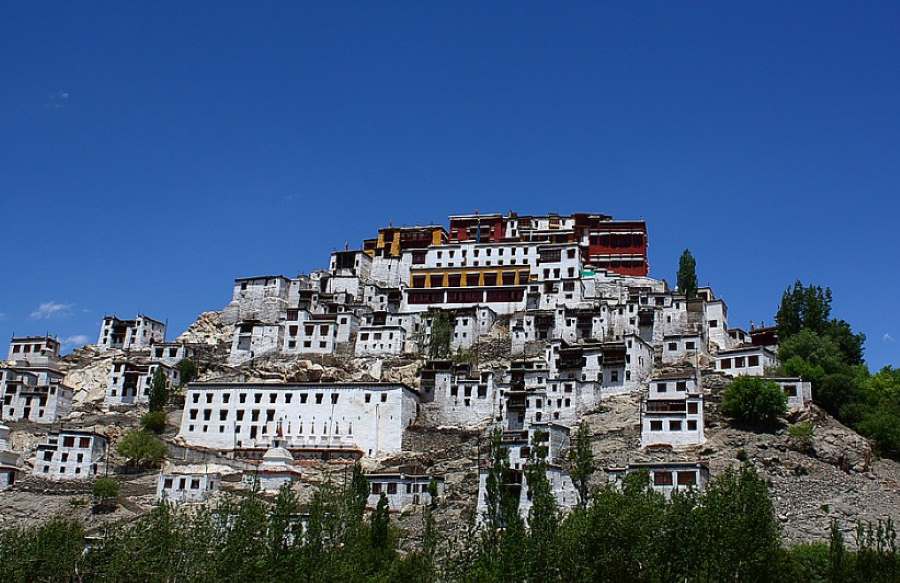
(381, 394), (387, 403)
(687, 402), (699, 414)
(650, 420), (663, 431)
(709, 319), (718, 328)
(784, 385), (797, 397)
(677, 471), (697, 486)
(653, 471), (673, 486)
(748, 355), (760, 367)
(734, 357), (745, 368)
(687, 420), (697, 431)
(668, 342), (677, 351)
(387, 482), (397, 494)
(720, 358), (731, 369)
(371, 483), (382, 494)
(676, 381), (687, 392)
(79, 437), (90, 448)
(191, 479), (200, 489)
(657, 383), (667, 393)
(669, 420), (682, 431)
(685, 341), (695, 350)
(365, 393), (371, 403)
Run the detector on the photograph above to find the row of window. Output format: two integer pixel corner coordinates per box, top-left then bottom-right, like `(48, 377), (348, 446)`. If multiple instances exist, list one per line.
(410, 270), (529, 289)
(718, 355), (761, 369)
(648, 419), (699, 432)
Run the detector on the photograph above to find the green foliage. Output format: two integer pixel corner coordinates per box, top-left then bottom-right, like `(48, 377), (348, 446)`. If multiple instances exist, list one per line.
(677, 249), (698, 299)
(428, 310), (453, 359)
(789, 421), (815, 448)
(177, 358), (198, 386)
(117, 429), (167, 468)
(722, 376), (788, 427)
(141, 410), (167, 433)
(427, 478), (439, 507)
(148, 367), (170, 412)
(0, 518), (85, 582)
(568, 421), (594, 508)
(777, 280), (834, 339)
(93, 476), (120, 501)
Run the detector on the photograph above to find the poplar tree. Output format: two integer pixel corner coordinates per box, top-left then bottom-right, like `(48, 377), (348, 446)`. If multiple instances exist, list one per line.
(677, 249), (698, 299)
(568, 421), (595, 508)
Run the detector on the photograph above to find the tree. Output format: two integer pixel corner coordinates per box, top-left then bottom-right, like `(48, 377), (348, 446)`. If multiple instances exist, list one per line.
(568, 421), (595, 508)
(348, 462), (369, 518)
(117, 430), (167, 468)
(93, 477), (120, 511)
(148, 367), (169, 412)
(721, 376), (788, 427)
(524, 430), (559, 581)
(177, 358), (198, 386)
(141, 410), (167, 433)
(776, 281), (833, 338)
(428, 310), (453, 359)
(677, 249), (698, 299)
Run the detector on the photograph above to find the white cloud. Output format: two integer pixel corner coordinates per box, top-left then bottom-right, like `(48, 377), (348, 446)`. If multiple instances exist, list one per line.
(0, 312), (6, 321)
(884, 333), (896, 343)
(61, 334), (90, 348)
(30, 301), (73, 319)
(47, 90), (70, 109)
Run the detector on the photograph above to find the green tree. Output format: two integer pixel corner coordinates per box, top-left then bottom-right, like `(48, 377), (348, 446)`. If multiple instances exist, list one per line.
(93, 476), (120, 506)
(140, 410), (167, 433)
(722, 376), (789, 427)
(677, 249), (698, 299)
(349, 461), (369, 518)
(117, 429), (167, 468)
(148, 367), (169, 412)
(568, 420), (595, 508)
(177, 358), (198, 386)
(428, 310), (453, 359)
(524, 430), (559, 581)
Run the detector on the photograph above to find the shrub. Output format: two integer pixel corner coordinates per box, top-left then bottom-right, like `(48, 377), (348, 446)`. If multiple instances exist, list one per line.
(178, 358), (198, 386)
(141, 410), (167, 433)
(117, 430), (167, 468)
(788, 421), (815, 448)
(93, 477), (120, 511)
(721, 377), (788, 427)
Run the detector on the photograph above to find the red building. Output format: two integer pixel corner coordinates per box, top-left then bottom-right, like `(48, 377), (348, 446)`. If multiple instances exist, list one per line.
(448, 213), (506, 243)
(574, 214), (649, 276)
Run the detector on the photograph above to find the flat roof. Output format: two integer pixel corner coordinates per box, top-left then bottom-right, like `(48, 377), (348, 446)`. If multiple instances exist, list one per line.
(234, 275), (291, 282)
(716, 345), (777, 356)
(187, 381), (417, 392)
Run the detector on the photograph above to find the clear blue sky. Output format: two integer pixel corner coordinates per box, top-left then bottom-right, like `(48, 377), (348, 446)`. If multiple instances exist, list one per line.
(2, 2), (898, 368)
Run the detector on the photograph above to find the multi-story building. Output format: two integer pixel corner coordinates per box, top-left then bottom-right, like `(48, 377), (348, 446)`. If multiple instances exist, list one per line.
(606, 461), (710, 497)
(32, 429), (107, 480)
(0, 423), (20, 490)
(97, 314), (166, 351)
(366, 471), (444, 511)
(715, 346), (779, 377)
(7, 335), (61, 366)
(177, 382), (421, 458)
(0, 366), (73, 423)
(105, 359), (179, 406)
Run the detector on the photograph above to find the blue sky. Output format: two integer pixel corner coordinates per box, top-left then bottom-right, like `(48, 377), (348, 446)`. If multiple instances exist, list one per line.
(1, 2), (898, 368)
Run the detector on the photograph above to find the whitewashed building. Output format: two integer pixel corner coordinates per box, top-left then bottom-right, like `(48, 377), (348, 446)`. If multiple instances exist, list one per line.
(640, 394), (705, 448)
(97, 314), (166, 351)
(178, 382), (421, 458)
(366, 472), (444, 511)
(156, 463), (230, 504)
(228, 320), (284, 365)
(7, 336), (61, 366)
(222, 275), (291, 325)
(150, 342), (194, 366)
(355, 326), (407, 356)
(607, 461), (710, 497)
(0, 366), (73, 423)
(715, 346), (778, 377)
(0, 423), (20, 490)
(105, 360), (180, 406)
(764, 377), (813, 411)
(32, 430), (107, 480)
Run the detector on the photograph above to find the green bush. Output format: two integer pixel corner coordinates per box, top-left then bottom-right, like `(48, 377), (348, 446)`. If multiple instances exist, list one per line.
(93, 477), (120, 501)
(177, 358), (198, 386)
(721, 377), (788, 427)
(117, 430), (167, 468)
(141, 410), (167, 433)
(789, 421), (815, 446)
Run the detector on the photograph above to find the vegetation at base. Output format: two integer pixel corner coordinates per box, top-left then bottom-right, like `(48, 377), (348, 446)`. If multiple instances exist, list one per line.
(92, 477), (120, 511)
(148, 367), (170, 412)
(788, 421), (815, 447)
(117, 429), (167, 468)
(721, 376), (788, 427)
(567, 420), (595, 507)
(3, 466), (896, 582)
(177, 358), (198, 386)
(677, 249), (698, 299)
(141, 410), (167, 433)
(775, 281), (900, 459)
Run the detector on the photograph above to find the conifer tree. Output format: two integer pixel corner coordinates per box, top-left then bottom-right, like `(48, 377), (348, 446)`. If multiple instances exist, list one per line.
(568, 421), (595, 508)
(677, 249), (698, 299)
(148, 367), (169, 412)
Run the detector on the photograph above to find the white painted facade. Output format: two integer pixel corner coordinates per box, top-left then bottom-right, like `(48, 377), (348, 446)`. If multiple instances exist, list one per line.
(764, 377), (813, 411)
(355, 326), (406, 356)
(716, 346), (779, 377)
(366, 473), (444, 511)
(7, 336), (60, 366)
(607, 462), (710, 497)
(0, 367), (73, 423)
(32, 430), (107, 480)
(178, 382), (420, 458)
(97, 314), (166, 351)
(222, 276), (291, 325)
(640, 395), (705, 448)
(157, 467), (222, 504)
(228, 321), (284, 365)
(105, 360), (179, 406)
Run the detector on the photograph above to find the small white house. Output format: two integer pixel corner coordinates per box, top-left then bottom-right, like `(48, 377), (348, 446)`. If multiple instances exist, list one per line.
(355, 326), (407, 356)
(32, 430), (107, 480)
(156, 463), (233, 504)
(715, 346), (778, 377)
(607, 462), (710, 497)
(647, 371), (700, 400)
(661, 333), (707, 365)
(1, 367), (74, 423)
(7, 336), (61, 366)
(97, 314), (166, 351)
(0, 423), (20, 490)
(764, 377), (813, 411)
(366, 472), (444, 511)
(640, 395), (705, 448)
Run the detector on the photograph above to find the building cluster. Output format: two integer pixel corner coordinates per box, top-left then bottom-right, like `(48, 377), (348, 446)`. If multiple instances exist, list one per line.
(96, 314), (192, 407)
(1, 212), (813, 520)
